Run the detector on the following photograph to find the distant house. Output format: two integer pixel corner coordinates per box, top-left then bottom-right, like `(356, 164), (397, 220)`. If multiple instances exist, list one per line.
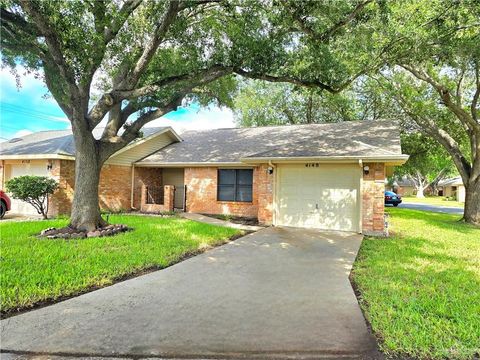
(390, 176), (416, 196)
(438, 176), (465, 202)
(1, 120), (408, 235)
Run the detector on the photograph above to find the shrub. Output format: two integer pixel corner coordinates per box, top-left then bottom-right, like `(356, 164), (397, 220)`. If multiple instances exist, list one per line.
(5, 176), (58, 219)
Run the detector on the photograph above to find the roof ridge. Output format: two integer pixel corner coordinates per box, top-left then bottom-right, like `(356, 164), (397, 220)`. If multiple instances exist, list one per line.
(181, 119), (394, 133)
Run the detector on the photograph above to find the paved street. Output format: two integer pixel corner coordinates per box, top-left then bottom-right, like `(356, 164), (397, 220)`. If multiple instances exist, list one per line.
(397, 202), (464, 215)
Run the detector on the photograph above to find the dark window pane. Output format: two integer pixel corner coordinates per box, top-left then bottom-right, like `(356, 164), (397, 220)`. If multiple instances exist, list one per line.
(218, 185), (235, 201)
(237, 169), (253, 185)
(236, 185), (252, 202)
(218, 169), (235, 185)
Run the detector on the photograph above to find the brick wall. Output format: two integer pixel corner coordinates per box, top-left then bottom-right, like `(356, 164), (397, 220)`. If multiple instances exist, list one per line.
(48, 160), (137, 216)
(362, 162), (385, 235)
(140, 185), (174, 212)
(184, 165), (274, 224)
(48, 160), (75, 216)
(99, 164), (132, 212)
(133, 167), (162, 209)
(257, 164), (274, 224)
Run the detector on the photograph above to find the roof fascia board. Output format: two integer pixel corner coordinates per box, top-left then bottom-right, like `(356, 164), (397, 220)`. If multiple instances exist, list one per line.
(109, 127), (182, 158)
(241, 155), (409, 164)
(135, 162), (247, 168)
(0, 154), (75, 160)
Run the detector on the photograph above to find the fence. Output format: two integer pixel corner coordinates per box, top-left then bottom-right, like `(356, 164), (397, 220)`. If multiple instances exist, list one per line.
(145, 185), (164, 205)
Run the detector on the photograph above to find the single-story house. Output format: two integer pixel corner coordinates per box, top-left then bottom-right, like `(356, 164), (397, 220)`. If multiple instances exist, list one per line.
(389, 176), (416, 196)
(438, 176), (465, 202)
(0, 120), (408, 235)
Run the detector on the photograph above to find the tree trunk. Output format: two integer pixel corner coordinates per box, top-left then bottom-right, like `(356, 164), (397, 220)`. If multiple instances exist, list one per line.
(416, 187), (426, 198)
(69, 128), (107, 232)
(463, 177), (480, 225)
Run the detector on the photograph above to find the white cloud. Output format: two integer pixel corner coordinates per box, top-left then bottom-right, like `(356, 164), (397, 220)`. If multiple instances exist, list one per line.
(0, 66), (43, 93)
(13, 129), (33, 138)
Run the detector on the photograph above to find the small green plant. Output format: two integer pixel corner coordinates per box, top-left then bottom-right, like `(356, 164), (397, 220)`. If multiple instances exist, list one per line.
(5, 176), (58, 219)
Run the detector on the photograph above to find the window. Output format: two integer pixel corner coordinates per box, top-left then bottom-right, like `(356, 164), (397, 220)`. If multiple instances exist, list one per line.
(217, 169), (253, 202)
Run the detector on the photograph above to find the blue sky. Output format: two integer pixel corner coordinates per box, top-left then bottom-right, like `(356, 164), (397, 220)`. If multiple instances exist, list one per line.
(0, 67), (235, 140)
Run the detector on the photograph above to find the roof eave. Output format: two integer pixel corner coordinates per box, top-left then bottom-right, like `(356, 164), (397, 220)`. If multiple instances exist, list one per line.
(0, 154), (75, 160)
(134, 161), (248, 168)
(108, 127), (182, 158)
(241, 154), (409, 166)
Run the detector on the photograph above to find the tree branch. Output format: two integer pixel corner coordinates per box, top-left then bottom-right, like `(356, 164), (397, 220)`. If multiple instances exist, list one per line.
(290, 0), (372, 42)
(235, 69), (341, 93)
(104, 0), (143, 44)
(17, 0), (81, 103)
(123, 1), (181, 87)
(90, 65), (232, 127)
(317, 0), (373, 42)
(471, 61), (479, 122)
(401, 64), (480, 134)
(115, 65), (233, 99)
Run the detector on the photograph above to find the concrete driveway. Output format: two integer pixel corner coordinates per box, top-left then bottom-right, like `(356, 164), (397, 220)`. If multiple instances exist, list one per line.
(397, 202), (464, 215)
(1, 227), (380, 359)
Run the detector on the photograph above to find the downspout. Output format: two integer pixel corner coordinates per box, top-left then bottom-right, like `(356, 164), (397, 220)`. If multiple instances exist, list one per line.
(130, 164), (136, 210)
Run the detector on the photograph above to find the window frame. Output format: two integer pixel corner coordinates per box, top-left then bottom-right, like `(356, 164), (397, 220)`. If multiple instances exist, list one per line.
(217, 169), (253, 203)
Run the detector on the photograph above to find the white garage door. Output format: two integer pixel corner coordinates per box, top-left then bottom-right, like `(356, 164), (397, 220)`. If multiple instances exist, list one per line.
(8, 162), (48, 215)
(276, 163), (361, 232)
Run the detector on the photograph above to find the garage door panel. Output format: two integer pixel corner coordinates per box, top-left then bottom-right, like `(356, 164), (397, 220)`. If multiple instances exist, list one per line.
(276, 164), (360, 232)
(7, 162), (48, 216)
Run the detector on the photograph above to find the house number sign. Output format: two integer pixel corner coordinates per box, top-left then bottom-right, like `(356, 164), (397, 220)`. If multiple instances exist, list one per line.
(305, 163), (319, 168)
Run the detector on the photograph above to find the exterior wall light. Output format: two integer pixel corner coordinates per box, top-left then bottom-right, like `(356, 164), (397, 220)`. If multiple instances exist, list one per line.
(363, 165), (370, 175)
(267, 166), (274, 174)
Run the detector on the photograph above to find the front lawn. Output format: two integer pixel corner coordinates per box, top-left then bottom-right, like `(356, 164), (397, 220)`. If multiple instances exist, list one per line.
(402, 195), (464, 208)
(352, 208), (480, 359)
(0, 215), (241, 315)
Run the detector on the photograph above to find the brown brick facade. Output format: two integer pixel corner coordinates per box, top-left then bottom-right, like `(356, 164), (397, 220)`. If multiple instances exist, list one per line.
(184, 165), (274, 224)
(7, 158), (384, 234)
(361, 162), (385, 235)
(140, 185), (174, 212)
(48, 160), (75, 216)
(47, 160), (135, 216)
(99, 164), (132, 212)
(133, 167), (163, 209)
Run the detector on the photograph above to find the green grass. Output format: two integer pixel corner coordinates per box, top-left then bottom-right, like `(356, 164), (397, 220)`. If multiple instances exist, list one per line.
(0, 215), (240, 314)
(402, 195), (464, 208)
(352, 208), (480, 359)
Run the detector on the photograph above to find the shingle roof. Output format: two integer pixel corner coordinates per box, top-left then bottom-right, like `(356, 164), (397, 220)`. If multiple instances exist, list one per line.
(0, 127), (167, 157)
(439, 176), (463, 187)
(138, 120), (406, 164)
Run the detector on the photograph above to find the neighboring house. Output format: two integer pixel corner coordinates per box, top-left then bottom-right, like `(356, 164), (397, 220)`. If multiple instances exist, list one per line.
(389, 177), (416, 196)
(438, 176), (465, 202)
(0, 120), (408, 235)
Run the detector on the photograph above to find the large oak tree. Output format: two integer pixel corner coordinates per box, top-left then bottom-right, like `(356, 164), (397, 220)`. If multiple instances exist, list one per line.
(372, 0), (480, 223)
(1, 0), (372, 231)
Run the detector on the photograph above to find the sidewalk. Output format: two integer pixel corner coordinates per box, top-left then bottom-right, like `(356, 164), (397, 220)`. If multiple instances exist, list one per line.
(179, 212), (265, 231)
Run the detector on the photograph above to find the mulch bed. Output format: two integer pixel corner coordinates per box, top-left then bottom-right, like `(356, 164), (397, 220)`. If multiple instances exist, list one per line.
(39, 224), (132, 239)
(203, 214), (261, 226)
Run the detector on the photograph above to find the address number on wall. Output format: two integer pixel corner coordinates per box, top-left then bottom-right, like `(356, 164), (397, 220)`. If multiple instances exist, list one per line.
(305, 163), (320, 168)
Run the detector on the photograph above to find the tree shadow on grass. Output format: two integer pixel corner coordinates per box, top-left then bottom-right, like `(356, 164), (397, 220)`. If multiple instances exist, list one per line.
(386, 208), (479, 235)
(353, 211), (480, 359)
